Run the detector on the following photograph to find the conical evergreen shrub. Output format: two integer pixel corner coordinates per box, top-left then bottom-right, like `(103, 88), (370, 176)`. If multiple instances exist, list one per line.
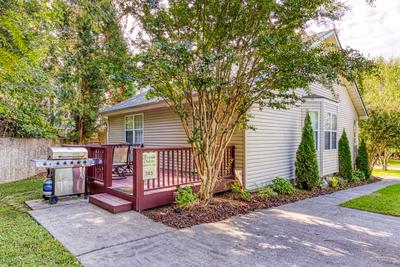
(338, 130), (353, 180)
(295, 113), (320, 190)
(356, 139), (371, 179)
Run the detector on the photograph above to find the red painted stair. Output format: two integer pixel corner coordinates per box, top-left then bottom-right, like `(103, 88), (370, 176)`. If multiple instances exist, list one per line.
(89, 193), (132, 213)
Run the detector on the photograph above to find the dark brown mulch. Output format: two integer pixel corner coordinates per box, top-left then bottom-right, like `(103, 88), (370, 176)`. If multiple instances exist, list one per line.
(142, 177), (381, 229)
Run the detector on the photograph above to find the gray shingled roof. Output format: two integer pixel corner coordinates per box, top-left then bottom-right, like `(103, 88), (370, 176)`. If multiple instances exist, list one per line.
(101, 91), (162, 114)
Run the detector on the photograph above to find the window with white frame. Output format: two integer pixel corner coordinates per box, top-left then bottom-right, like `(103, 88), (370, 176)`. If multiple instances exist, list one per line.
(324, 112), (337, 150)
(125, 114), (144, 144)
(308, 111), (319, 150)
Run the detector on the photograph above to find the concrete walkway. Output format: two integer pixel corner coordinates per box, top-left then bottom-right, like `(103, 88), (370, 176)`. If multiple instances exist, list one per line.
(29, 179), (400, 267)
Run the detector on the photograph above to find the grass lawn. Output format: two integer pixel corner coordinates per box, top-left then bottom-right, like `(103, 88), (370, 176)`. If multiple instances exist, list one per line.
(341, 184), (400, 217)
(372, 168), (400, 178)
(0, 177), (81, 266)
(388, 159), (400, 167)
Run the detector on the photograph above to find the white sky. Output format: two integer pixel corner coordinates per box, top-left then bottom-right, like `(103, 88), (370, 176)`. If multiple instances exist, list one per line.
(124, 0), (399, 59)
(316, 0), (400, 59)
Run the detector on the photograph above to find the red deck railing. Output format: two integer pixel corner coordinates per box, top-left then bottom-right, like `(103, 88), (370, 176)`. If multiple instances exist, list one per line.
(68, 143), (235, 211)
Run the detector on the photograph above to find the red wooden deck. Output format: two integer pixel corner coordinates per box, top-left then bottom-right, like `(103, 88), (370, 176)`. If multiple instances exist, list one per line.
(68, 144), (235, 212)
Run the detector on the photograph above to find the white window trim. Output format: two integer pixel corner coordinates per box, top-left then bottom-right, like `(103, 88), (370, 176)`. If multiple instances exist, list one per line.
(124, 113), (144, 144)
(324, 112), (337, 150)
(307, 110), (320, 151)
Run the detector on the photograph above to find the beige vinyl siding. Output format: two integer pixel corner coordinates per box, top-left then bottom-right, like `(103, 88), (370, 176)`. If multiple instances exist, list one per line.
(245, 106), (302, 190)
(107, 106), (244, 170)
(245, 82), (360, 189)
(108, 115), (125, 143)
(309, 82), (337, 101)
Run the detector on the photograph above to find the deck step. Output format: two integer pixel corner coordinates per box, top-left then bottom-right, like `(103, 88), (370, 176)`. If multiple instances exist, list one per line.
(89, 193), (132, 213)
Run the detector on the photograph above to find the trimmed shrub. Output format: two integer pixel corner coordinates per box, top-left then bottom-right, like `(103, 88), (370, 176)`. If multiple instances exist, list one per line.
(356, 139), (371, 179)
(352, 169), (366, 181)
(231, 179), (251, 201)
(271, 178), (294, 194)
(175, 187), (198, 208)
(295, 113), (320, 190)
(257, 186), (277, 197)
(338, 130), (353, 180)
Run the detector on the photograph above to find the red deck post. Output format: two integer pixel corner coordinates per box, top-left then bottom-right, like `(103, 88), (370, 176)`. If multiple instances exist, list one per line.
(103, 146), (113, 187)
(134, 148), (144, 211)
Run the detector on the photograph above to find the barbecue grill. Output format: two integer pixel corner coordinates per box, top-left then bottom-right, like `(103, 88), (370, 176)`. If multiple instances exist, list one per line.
(32, 147), (102, 204)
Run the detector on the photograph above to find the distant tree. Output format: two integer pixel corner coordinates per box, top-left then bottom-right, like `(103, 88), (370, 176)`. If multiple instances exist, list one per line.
(124, 0), (375, 201)
(359, 110), (400, 171)
(55, 0), (135, 143)
(356, 139), (370, 179)
(338, 130), (353, 180)
(295, 113), (320, 190)
(359, 58), (400, 170)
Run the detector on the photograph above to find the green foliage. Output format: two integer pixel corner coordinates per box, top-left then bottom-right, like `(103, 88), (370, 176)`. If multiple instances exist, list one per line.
(338, 130), (353, 180)
(174, 187), (198, 208)
(352, 169), (366, 181)
(0, 0), (135, 140)
(356, 139), (371, 179)
(359, 110), (400, 170)
(54, 0), (135, 143)
(271, 178), (294, 195)
(330, 177), (339, 188)
(231, 179), (251, 201)
(257, 187), (277, 197)
(295, 113), (320, 190)
(0, 0), (60, 138)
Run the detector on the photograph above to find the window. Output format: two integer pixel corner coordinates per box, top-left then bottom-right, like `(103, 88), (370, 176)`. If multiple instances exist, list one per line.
(125, 114), (144, 144)
(308, 111), (319, 150)
(324, 112), (337, 150)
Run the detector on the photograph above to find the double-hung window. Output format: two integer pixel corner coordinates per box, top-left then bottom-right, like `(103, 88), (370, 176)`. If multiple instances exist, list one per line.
(324, 112), (337, 150)
(125, 114), (144, 145)
(308, 111), (319, 151)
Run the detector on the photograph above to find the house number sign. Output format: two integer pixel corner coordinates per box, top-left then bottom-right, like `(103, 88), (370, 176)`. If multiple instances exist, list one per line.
(143, 152), (158, 180)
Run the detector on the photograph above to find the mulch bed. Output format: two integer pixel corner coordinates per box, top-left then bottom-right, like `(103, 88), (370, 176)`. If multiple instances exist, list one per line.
(142, 177), (381, 229)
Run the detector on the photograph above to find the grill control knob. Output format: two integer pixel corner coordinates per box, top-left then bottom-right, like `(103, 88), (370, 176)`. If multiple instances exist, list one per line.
(43, 162), (47, 166)
(64, 161), (67, 165)
(70, 161), (74, 164)
(77, 161), (81, 164)
(83, 160), (87, 164)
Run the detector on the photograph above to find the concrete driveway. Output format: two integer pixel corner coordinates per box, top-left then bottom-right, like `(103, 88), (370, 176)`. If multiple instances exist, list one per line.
(29, 179), (400, 267)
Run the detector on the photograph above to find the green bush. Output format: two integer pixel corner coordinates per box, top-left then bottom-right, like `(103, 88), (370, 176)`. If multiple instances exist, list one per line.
(271, 178), (294, 194)
(175, 187), (198, 208)
(338, 130), (353, 180)
(295, 113), (320, 190)
(352, 169), (366, 181)
(330, 177), (339, 188)
(231, 179), (251, 201)
(257, 186), (277, 197)
(356, 139), (371, 179)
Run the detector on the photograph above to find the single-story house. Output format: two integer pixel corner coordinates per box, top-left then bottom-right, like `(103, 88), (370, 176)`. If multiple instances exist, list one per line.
(101, 29), (367, 191)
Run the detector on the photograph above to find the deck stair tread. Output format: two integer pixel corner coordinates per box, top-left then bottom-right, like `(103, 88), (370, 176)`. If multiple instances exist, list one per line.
(89, 193), (132, 213)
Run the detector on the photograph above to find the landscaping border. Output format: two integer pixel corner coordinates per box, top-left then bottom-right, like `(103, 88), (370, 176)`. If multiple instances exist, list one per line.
(142, 177), (381, 229)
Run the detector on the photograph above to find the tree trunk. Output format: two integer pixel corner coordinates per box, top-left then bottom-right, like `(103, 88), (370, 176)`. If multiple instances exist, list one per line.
(192, 144), (228, 203)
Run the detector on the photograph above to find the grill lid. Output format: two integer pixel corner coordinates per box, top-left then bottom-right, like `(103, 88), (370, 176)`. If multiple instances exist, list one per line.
(48, 147), (88, 159)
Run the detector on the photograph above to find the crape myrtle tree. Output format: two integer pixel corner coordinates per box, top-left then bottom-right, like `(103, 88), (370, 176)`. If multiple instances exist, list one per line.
(122, 0), (375, 201)
(360, 110), (400, 171)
